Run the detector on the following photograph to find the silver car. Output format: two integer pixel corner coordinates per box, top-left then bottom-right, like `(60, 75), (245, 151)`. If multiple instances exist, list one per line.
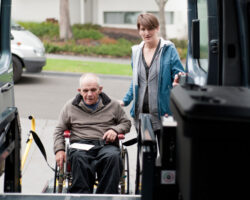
(11, 21), (46, 83)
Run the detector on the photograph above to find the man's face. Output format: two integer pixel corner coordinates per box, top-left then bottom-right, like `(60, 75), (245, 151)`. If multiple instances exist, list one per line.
(78, 79), (102, 105)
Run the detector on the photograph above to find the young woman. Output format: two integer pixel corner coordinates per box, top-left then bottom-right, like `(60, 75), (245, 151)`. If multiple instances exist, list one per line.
(119, 13), (185, 134)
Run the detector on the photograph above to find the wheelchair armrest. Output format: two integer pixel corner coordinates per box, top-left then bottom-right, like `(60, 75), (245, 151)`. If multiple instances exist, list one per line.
(64, 130), (125, 141)
(64, 130), (71, 138)
(118, 133), (125, 140)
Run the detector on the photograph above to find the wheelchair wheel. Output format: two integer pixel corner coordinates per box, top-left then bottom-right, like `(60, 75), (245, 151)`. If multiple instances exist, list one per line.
(135, 140), (142, 194)
(120, 146), (130, 194)
(53, 162), (58, 193)
(53, 162), (65, 193)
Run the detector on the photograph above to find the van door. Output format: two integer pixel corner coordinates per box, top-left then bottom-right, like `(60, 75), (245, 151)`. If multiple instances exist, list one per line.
(186, 0), (220, 86)
(186, 0), (250, 87)
(0, 0), (21, 192)
(0, 0), (14, 113)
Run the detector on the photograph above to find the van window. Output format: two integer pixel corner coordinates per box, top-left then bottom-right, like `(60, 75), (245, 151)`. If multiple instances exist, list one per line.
(197, 0), (209, 72)
(0, 0), (2, 60)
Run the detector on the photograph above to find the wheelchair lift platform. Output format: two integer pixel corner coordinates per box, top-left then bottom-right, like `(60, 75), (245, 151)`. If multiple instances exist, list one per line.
(0, 193), (141, 200)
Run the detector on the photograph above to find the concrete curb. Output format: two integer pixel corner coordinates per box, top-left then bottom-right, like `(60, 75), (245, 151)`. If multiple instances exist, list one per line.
(46, 54), (131, 65)
(24, 71), (132, 81)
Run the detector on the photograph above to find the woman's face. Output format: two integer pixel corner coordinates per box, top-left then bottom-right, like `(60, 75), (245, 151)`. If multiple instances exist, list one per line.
(138, 25), (159, 43)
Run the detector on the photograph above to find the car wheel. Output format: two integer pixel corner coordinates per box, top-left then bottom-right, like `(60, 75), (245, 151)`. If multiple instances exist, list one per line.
(12, 56), (23, 83)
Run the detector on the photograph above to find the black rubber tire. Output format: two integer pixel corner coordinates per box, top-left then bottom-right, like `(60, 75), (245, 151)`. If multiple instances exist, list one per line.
(53, 162), (58, 193)
(124, 148), (130, 194)
(12, 56), (23, 83)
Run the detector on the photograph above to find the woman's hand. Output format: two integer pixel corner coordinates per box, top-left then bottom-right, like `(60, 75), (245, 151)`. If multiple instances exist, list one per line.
(173, 72), (187, 87)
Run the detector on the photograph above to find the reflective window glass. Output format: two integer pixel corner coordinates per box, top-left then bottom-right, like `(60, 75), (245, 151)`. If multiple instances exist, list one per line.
(0, 0), (2, 61)
(197, 0), (209, 72)
(104, 12), (124, 24)
(124, 12), (140, 24)
(104, 12), (140, 24)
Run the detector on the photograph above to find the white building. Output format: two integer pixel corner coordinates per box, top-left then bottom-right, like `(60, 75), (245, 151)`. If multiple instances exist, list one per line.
(11, 0), (187, 39)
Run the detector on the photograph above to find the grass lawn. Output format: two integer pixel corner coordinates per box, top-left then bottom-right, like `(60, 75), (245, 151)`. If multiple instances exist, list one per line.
(43, 58), (132, 76)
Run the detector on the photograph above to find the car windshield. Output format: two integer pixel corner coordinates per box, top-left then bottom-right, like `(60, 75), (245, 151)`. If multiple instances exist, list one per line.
(11, 20), (24, 30)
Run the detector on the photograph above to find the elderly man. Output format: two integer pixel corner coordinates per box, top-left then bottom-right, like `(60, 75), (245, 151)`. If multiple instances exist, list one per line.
(53, 73), (131, 194)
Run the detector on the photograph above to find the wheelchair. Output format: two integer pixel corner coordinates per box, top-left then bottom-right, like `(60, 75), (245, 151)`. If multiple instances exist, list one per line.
(53, 130), (130, 194)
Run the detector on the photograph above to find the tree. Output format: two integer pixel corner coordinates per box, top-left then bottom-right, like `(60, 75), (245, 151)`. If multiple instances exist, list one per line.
(59, 0), (73, 40)
(155, 0), (168, 39)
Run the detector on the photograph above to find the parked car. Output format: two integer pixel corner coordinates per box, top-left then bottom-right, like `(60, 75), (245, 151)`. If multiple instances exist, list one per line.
(11, 21), (46, 83)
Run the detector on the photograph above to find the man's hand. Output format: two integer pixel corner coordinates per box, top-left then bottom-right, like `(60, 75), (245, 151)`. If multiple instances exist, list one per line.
(103, 129), (117, 143)
(55, 150), (66, 169)
(117, 100), (125, 107)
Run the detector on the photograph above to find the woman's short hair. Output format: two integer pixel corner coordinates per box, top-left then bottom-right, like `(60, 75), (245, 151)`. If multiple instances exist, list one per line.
(137, 13), (159, 30)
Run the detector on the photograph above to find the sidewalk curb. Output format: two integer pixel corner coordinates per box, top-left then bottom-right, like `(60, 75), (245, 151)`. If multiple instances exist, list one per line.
(27, 71), (132, 80)
(46, 54), (131, 65)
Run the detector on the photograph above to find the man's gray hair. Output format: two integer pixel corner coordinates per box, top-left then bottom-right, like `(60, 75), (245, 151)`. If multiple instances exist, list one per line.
(79, 73), (101, 87)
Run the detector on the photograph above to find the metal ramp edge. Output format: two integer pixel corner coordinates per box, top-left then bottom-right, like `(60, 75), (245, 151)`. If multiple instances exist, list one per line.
(0, 193), (141, 200)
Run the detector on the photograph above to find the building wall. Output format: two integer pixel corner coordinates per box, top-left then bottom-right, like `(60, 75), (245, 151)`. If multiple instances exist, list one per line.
(11, 0), (187, 39)
(11, 0), (81, 25)
(97, 0), (187, 39)
(69, 0), (81, 25)
(12, 0), (59, 22)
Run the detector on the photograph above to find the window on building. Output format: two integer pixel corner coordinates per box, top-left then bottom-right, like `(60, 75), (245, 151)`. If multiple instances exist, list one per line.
(104, 11), (174, 25)
(104, 12), (140, 24)
(166, 12), (174, 24)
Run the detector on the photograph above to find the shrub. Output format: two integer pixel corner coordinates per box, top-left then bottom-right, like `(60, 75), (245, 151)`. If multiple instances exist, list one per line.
(44, 38), (132, 57)
(72, 23), (101, 30)
(72, 27), (104, 40)
(177, 47), (188, 60)
(170, 38), (188, 49)
(91, 39), (132, 57)
(44, 43), (62, 53)
(170, 38), (188, 60)
(19, 21), (187, 59)
(18, 21), (59, 39)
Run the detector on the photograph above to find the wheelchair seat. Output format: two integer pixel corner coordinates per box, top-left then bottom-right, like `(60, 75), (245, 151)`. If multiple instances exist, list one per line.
(53, 130), (130, 194)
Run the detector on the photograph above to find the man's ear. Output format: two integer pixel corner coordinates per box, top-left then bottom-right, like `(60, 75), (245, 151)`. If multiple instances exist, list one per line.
(98, 86), (103, 94)
(77, 88), (81, 92)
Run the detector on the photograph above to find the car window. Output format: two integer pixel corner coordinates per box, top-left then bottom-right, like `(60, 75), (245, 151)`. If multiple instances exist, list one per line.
(11, 20), (24, 30)
(197, 0), (209, 72)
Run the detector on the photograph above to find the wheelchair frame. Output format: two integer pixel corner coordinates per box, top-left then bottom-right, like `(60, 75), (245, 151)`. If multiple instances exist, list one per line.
(53, 130), (130, 194)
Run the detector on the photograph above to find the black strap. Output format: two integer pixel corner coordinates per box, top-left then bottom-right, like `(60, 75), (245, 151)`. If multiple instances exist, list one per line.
(30, 130), (55, 172)
(123, 137), (138, 147)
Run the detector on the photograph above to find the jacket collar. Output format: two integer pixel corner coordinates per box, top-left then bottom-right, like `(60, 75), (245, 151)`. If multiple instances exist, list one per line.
(135, 38), (173, 51)
(72, 92), (111, 107)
